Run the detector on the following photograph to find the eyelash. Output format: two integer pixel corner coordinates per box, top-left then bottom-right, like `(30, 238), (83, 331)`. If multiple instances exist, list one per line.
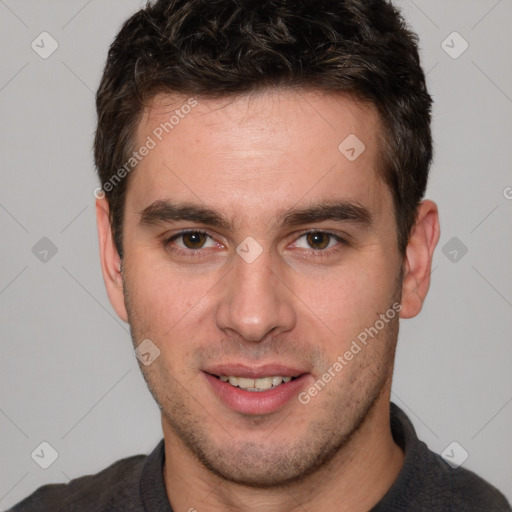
(162, 229), (349, 259)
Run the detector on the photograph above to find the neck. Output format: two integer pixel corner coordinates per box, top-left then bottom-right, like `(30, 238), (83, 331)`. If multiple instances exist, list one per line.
(162, 389), (403, 512)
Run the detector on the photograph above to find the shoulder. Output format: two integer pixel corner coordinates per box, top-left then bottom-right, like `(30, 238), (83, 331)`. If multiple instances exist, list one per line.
(442, 455), (511, 511)
(8, 453), (147, 512)
(377, 404), (511, 511)
(378, 444), (511, 511)
(419, 446), (511, 511)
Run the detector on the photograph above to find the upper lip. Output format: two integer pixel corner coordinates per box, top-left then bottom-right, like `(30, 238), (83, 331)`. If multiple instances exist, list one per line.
(204, 364), (308, 379)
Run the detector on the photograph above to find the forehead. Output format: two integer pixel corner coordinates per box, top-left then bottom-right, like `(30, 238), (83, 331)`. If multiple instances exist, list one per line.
(128, 89), (389, 224)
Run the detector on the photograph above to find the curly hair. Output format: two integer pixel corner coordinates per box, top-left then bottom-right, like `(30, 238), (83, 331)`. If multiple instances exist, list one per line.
(94, 0), (433, 257)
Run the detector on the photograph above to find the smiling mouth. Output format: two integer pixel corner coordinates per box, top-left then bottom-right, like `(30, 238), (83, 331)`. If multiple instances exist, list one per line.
(204, 370), (311, 414)
(210, 374), (301, 392)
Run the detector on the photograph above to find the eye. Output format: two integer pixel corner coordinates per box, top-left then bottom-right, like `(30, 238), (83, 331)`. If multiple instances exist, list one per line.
(293, 230), (346, 252)
(164, 230), (217, 252)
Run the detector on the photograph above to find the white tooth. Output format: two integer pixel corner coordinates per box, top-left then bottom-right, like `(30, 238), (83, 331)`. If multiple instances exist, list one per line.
(254, 377), (273, 390)
(228, 376), (240, 386)
(223, 375), (292, 390)
(237, 377), (255, 389)
(272, 376), (284, 386)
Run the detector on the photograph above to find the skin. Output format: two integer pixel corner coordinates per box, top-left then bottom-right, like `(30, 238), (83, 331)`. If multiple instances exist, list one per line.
(96, 89), (440, 512)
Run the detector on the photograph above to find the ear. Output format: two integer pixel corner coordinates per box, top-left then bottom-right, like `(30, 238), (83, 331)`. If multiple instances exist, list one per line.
(96, 197), (129, 323)
(400, 200), (440, 319)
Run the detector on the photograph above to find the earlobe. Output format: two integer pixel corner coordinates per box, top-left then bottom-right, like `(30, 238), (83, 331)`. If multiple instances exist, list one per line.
(399, 200), (440, 319)
(96, 197), (129, 323)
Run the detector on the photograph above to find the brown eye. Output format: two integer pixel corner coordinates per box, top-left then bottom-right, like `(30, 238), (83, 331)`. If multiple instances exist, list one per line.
(292, 231), (347, 256)
(181, 231), (208, 249)
(163, 230), (215, 252)
(306, 232), (331, 250)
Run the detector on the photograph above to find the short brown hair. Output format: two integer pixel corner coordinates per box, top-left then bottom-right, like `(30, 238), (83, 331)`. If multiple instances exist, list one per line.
(94, 0), (433, 257)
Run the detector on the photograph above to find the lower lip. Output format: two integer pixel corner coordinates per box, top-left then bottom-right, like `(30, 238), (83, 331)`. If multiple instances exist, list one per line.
(203, 372), (310, 415)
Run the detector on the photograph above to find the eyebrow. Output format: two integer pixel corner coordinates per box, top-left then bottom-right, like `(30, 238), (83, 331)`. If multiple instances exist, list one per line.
(139, 199), (372, 231)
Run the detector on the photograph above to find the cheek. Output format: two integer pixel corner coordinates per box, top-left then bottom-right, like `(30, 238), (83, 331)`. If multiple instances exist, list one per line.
(128, 248), (202, 310)
(127, 270), (203, 384)
(125, 254), (221, 356)
(292, 257), (396, 336)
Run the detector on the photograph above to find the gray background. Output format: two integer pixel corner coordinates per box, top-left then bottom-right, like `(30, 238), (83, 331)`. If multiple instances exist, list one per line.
(1, 0), (511, 508)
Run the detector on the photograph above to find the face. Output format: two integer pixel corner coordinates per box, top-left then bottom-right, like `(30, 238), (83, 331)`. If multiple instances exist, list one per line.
(104, 89), (408, 487)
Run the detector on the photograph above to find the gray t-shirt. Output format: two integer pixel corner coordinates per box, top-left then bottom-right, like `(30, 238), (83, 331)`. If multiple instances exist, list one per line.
(9, 403), (511, 511)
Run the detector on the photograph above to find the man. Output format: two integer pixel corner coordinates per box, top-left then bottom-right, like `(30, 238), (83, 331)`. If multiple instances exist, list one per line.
(10, 0), (511, 510)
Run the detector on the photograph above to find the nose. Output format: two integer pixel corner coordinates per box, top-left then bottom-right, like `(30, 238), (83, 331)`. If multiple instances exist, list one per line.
(215, 243), (296, 342)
